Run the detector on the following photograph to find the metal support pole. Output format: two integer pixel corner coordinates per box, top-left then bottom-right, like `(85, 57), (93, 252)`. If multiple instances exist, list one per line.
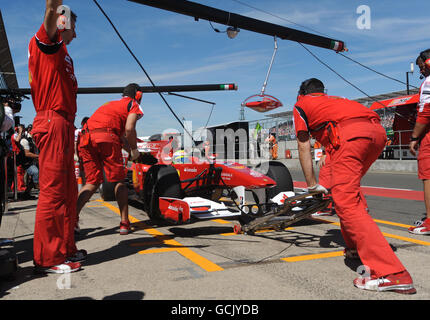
(129, 0), (347, 52)
(399, 132), (402, 160)
(406, 72), (410, 95)
(0, 83), (238, 96)
(13, 152), (17, 201)
(261, 37), (278, 96)
(3, 155), (7, 214)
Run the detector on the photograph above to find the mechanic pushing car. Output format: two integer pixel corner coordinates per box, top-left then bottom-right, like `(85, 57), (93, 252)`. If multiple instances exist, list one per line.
(409, 49), (430, 235)
(29, 1), (83, 274)
(76, 83), (144, 235)
(293, 78), (416, 294)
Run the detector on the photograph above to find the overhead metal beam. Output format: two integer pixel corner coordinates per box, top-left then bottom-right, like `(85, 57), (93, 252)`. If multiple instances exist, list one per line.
(128, 0), (346, 52)
(0, 83), (238, 96)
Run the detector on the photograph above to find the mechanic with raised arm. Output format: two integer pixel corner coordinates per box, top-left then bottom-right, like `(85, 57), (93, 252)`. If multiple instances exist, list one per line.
(76, 83), (144, 235)
(293, 78), (416, 294)
(28, 1), (84, 274)
(409, 49), (430, 235)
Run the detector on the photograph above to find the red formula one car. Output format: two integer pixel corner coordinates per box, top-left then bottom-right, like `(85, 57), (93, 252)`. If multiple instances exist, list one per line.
(101, 134), (331, 234)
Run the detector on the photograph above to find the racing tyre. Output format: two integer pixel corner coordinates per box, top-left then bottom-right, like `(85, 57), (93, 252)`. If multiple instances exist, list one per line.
(144, 165), (183, 220)
(257, 161), (294, 200)
(99, 171), (116, 201)
(100, 182), (116, 201)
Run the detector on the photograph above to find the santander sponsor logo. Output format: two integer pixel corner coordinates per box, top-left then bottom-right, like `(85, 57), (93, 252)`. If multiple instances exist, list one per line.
(168, 204), (183, 212)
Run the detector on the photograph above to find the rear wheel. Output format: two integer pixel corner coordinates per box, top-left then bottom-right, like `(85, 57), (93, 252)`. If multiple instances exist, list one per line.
(143, 165), (183, 219)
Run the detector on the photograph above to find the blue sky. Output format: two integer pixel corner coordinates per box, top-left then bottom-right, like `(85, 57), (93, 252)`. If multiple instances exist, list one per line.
(2, 0), (430, 137)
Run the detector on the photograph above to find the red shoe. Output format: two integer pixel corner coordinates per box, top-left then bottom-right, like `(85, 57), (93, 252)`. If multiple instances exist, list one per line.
(409, 218), (430, 235)
(119, 221), (131, 235)
(354, 270), (416, 294)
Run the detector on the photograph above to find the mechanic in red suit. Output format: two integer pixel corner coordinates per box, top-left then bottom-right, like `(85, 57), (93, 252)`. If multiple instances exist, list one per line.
(293, 78), (416, 294)
(28, 1), (83, 273)
(409, 49), (430, 235)
(76, 84), (144, 235)
(311, 147), (335, 217)
(11, 126), (27, 192)
(314, 147), (368, 218)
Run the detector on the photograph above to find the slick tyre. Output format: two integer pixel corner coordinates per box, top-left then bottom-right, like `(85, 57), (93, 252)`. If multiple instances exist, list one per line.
(257, 161), (294, 200)
(143, 165), (183, 220)
(99, 171), (116, 201)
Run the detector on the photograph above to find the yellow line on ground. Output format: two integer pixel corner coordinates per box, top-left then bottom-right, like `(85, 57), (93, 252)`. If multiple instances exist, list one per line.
(313, 217), (430, 247)
(96, 200), (141, 223)
(212, 219), (231, 224)
(220, 232), (237, 236)
(282, 251), (344, 262)
(96, 199), (224, 272)
(373, 219), (413, 229)
(381, 232), (430, 246)
(175, 247), (224, 272)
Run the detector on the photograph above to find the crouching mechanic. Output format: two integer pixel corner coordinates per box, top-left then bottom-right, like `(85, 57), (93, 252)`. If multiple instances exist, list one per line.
(76, 83), (144, 235)
(293, 78), (416, 294)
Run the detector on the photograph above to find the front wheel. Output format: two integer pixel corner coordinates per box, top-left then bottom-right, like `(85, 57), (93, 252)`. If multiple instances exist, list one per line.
(256, 161), (294, 200)
(143, 165), (183, 220)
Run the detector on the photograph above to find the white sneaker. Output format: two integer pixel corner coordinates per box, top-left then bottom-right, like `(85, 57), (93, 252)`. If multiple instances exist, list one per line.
(353, 270), (416, 294)
(408, 218), (430, 235)
(35, 261), (81, 274)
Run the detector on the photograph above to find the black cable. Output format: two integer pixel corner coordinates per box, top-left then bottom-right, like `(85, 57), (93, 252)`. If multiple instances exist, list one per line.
(231, 0), (418, 90)
(92, 0), (195, 144)
(165, 92), (216, 130)
(209, 21), (225, 33)
(230, 0), (332, 38)
(337, 53), (419, 90)
(298, 42), (415, 124)
(298, 43), (385, 106)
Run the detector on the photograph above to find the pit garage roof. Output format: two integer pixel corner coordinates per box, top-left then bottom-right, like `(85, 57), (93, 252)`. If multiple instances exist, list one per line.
(0, 10), (18, 90)
(354, 89), (419, 108)
(264, 88), (420, 119)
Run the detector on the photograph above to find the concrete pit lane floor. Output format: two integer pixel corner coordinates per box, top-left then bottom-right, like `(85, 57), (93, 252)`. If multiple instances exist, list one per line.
(0, 169), (430, 302)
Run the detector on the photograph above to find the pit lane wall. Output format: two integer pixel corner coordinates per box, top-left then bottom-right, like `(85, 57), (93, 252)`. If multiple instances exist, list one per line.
(274, 140), (418, 173)
(273, 158), (417, 174)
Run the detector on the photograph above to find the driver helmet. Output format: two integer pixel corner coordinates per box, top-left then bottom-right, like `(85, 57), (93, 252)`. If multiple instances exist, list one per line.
(172, 150), (190, 164)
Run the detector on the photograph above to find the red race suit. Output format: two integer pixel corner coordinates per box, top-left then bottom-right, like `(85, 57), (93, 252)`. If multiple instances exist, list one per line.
(28, 24), (78, 267)
(294, 93), (406, 278)
(415, 75), (430, 180)
(79, 97), (143, 185)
